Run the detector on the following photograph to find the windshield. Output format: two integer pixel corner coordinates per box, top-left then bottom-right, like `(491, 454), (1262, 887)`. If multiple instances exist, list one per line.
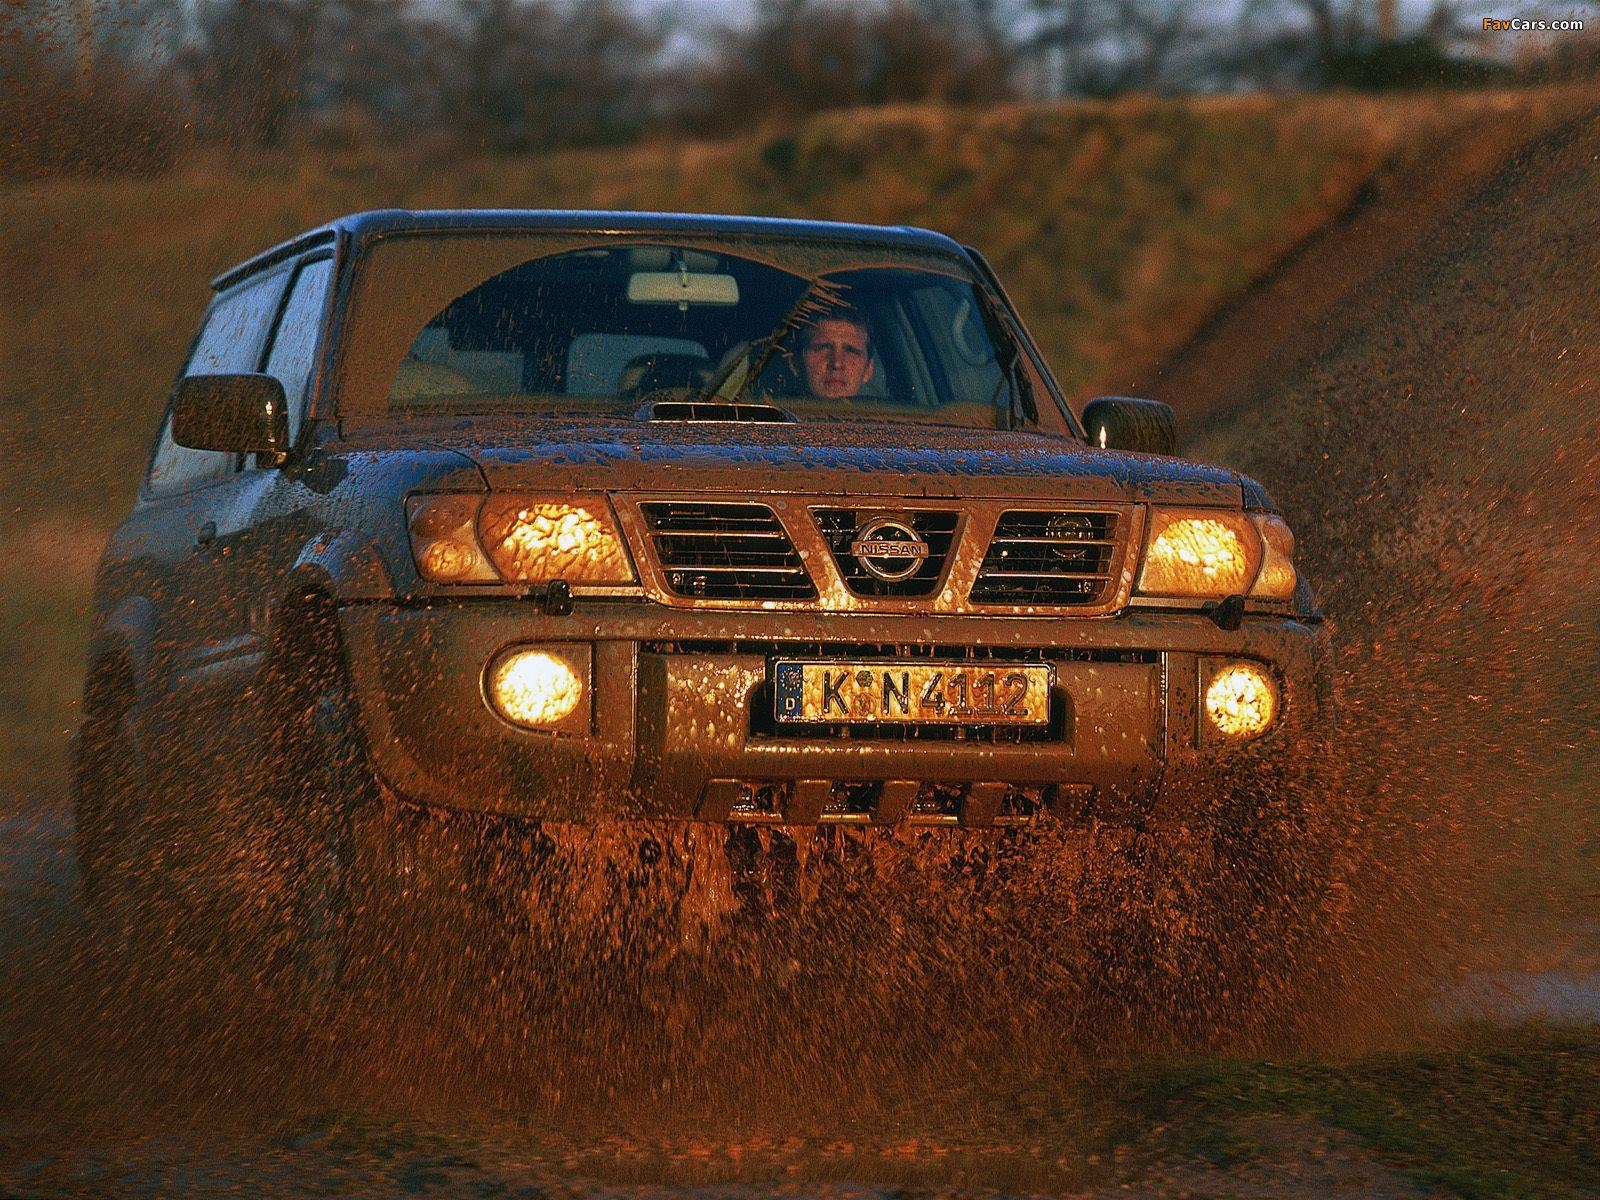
(337, 233), (1062, 432)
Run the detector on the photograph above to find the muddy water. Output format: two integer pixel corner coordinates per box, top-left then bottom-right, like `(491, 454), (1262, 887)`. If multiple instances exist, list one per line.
(0, 782), (1372, 1196)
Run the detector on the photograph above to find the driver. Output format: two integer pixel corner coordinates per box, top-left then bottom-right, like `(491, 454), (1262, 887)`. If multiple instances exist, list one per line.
(796, 306), (875, 399)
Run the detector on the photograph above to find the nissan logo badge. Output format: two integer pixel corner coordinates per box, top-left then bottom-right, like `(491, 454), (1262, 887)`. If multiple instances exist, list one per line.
(850, 516), (928, 583)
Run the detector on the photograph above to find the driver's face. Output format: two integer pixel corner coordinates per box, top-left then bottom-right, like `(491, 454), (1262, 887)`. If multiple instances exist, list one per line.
(801, 319), (874, 399)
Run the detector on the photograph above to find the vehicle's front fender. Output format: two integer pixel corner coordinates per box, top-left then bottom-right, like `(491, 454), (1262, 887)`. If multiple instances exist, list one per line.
(287, 528), (396, 603)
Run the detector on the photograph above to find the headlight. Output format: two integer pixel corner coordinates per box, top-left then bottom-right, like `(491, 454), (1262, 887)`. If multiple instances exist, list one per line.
(1204, 662), (1279, 739)
(486, 648), (586, 728)
(406, 494), (636, 586)
(1136, 508), (1299, 602)
(406, 494), (498, 584)
(479, 497), (635, 585)
(1137, 510), (1260, 598)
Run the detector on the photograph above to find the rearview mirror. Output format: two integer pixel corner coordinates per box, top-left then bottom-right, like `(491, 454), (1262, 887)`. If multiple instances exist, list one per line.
(171, 373), (290, 455)
(627, 271), (740, 306)
(1081, 395), (1177, 456)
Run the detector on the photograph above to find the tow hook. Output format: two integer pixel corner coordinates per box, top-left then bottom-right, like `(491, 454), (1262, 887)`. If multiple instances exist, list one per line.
(543, 580), (574, 616)
(1205, 594), (1246, 631)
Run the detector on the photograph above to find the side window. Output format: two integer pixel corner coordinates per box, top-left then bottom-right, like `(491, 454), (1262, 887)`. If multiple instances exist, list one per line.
(262, 258), (335, 447)
(188, 273), (289, 375)
(147, 271), (287, 496)
(908, 283), (1004, 407)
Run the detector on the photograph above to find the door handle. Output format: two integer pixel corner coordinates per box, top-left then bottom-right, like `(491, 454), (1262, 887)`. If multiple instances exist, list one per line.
(195, 521), (218, 548)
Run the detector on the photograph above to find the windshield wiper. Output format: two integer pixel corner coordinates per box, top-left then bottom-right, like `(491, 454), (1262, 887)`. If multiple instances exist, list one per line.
(970, 286), (1036, 431)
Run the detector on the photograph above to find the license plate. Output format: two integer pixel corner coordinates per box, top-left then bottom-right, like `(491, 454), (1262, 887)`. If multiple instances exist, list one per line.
(772, 661), (1054, 725)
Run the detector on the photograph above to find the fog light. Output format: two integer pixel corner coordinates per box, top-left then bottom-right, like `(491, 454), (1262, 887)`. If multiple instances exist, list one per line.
(1205, 663), (1278, 739)
(488, 650), (583, 727)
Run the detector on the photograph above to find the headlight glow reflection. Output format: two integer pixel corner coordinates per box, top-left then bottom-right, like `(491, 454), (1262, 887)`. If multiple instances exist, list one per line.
(1249, 513), (1298, 600)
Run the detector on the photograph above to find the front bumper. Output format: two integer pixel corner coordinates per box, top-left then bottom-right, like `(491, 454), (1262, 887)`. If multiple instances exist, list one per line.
(338, 601), (1333, 826)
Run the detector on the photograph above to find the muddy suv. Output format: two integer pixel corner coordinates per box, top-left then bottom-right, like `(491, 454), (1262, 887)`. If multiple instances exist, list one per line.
(73, 210), (1333, 964)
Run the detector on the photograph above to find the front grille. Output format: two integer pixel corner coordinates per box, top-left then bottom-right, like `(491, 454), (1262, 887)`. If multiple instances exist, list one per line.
(812, 508), (960, 598)
(641, 502), (815, 601)
(971, 510), (1120, 606)
(641, 640), (1156, 665)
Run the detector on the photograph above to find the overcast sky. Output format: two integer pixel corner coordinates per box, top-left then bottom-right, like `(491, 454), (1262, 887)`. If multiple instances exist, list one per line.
(43, 0), (1600, 71)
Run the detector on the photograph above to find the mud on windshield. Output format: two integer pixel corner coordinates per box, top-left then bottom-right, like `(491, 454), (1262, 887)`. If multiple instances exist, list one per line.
(335, 232), (1063, 432)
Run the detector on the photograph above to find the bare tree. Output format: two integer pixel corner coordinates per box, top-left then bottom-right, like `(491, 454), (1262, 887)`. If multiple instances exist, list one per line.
(2, 0), (188, 176)
(188, 0), (321, 146)
(1022, 0), (1213, 95)
(431, 0), (662, 152)
(680, 0), (1015, 134)
(1234, 0), (1375, 84)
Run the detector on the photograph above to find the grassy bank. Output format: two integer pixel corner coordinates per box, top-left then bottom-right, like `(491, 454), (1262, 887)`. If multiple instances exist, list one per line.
(1110, 1026), (1600, 1198)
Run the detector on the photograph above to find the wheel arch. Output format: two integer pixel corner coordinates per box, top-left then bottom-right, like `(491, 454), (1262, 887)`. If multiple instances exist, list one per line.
(82, 597), (157, 728)
(263, 529), (398, 727)
(265, 580), (347, 702)
(290, 528), (396, 604)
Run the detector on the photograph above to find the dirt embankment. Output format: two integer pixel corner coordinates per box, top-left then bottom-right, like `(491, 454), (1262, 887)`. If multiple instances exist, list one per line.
(1134, 93), (1593, 441)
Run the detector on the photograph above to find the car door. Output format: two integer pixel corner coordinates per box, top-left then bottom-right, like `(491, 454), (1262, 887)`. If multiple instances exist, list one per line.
(151, 267), (291, 732)
(191, 253), (338, 741)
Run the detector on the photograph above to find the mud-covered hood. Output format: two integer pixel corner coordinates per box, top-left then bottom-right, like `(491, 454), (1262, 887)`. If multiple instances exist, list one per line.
(346, 416), (1244, 506)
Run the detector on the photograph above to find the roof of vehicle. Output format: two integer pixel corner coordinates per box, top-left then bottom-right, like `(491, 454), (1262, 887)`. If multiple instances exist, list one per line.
(211, 210), (973, 291)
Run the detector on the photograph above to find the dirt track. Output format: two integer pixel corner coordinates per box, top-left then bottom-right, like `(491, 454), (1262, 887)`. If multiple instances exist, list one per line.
(3, 103), (1600, 1197)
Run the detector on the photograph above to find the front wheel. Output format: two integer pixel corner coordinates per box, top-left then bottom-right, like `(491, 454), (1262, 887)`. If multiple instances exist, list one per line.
(256, 678), (385, 1005)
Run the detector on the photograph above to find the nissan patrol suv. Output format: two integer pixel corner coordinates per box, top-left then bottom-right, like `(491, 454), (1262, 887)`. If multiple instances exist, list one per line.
(72, 210), (1333, 973)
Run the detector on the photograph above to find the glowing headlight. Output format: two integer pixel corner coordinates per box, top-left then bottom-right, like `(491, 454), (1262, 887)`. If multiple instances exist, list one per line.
(407, 494), (498, 583)
(407, 494), (637, 587)
(488, 649), (584, 727)
(479, 497), (635, 585)
(1137, 510), (1260, 599)
(1204, 663), (1279, 739)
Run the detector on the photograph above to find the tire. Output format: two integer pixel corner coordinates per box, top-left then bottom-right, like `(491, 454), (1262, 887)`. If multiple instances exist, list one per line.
(261, 676), (382, 1005)
(72, 706), (159, 966)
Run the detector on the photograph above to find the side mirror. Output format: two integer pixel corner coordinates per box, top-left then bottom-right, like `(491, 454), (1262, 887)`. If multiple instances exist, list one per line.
(1081, 395), (1177, 456)
(171, 373), (289, 456)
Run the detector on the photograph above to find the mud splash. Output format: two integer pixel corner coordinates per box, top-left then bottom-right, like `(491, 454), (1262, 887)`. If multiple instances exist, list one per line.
(2, 769), (1358, 1142)
(1182, 108), (1600, 1038)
